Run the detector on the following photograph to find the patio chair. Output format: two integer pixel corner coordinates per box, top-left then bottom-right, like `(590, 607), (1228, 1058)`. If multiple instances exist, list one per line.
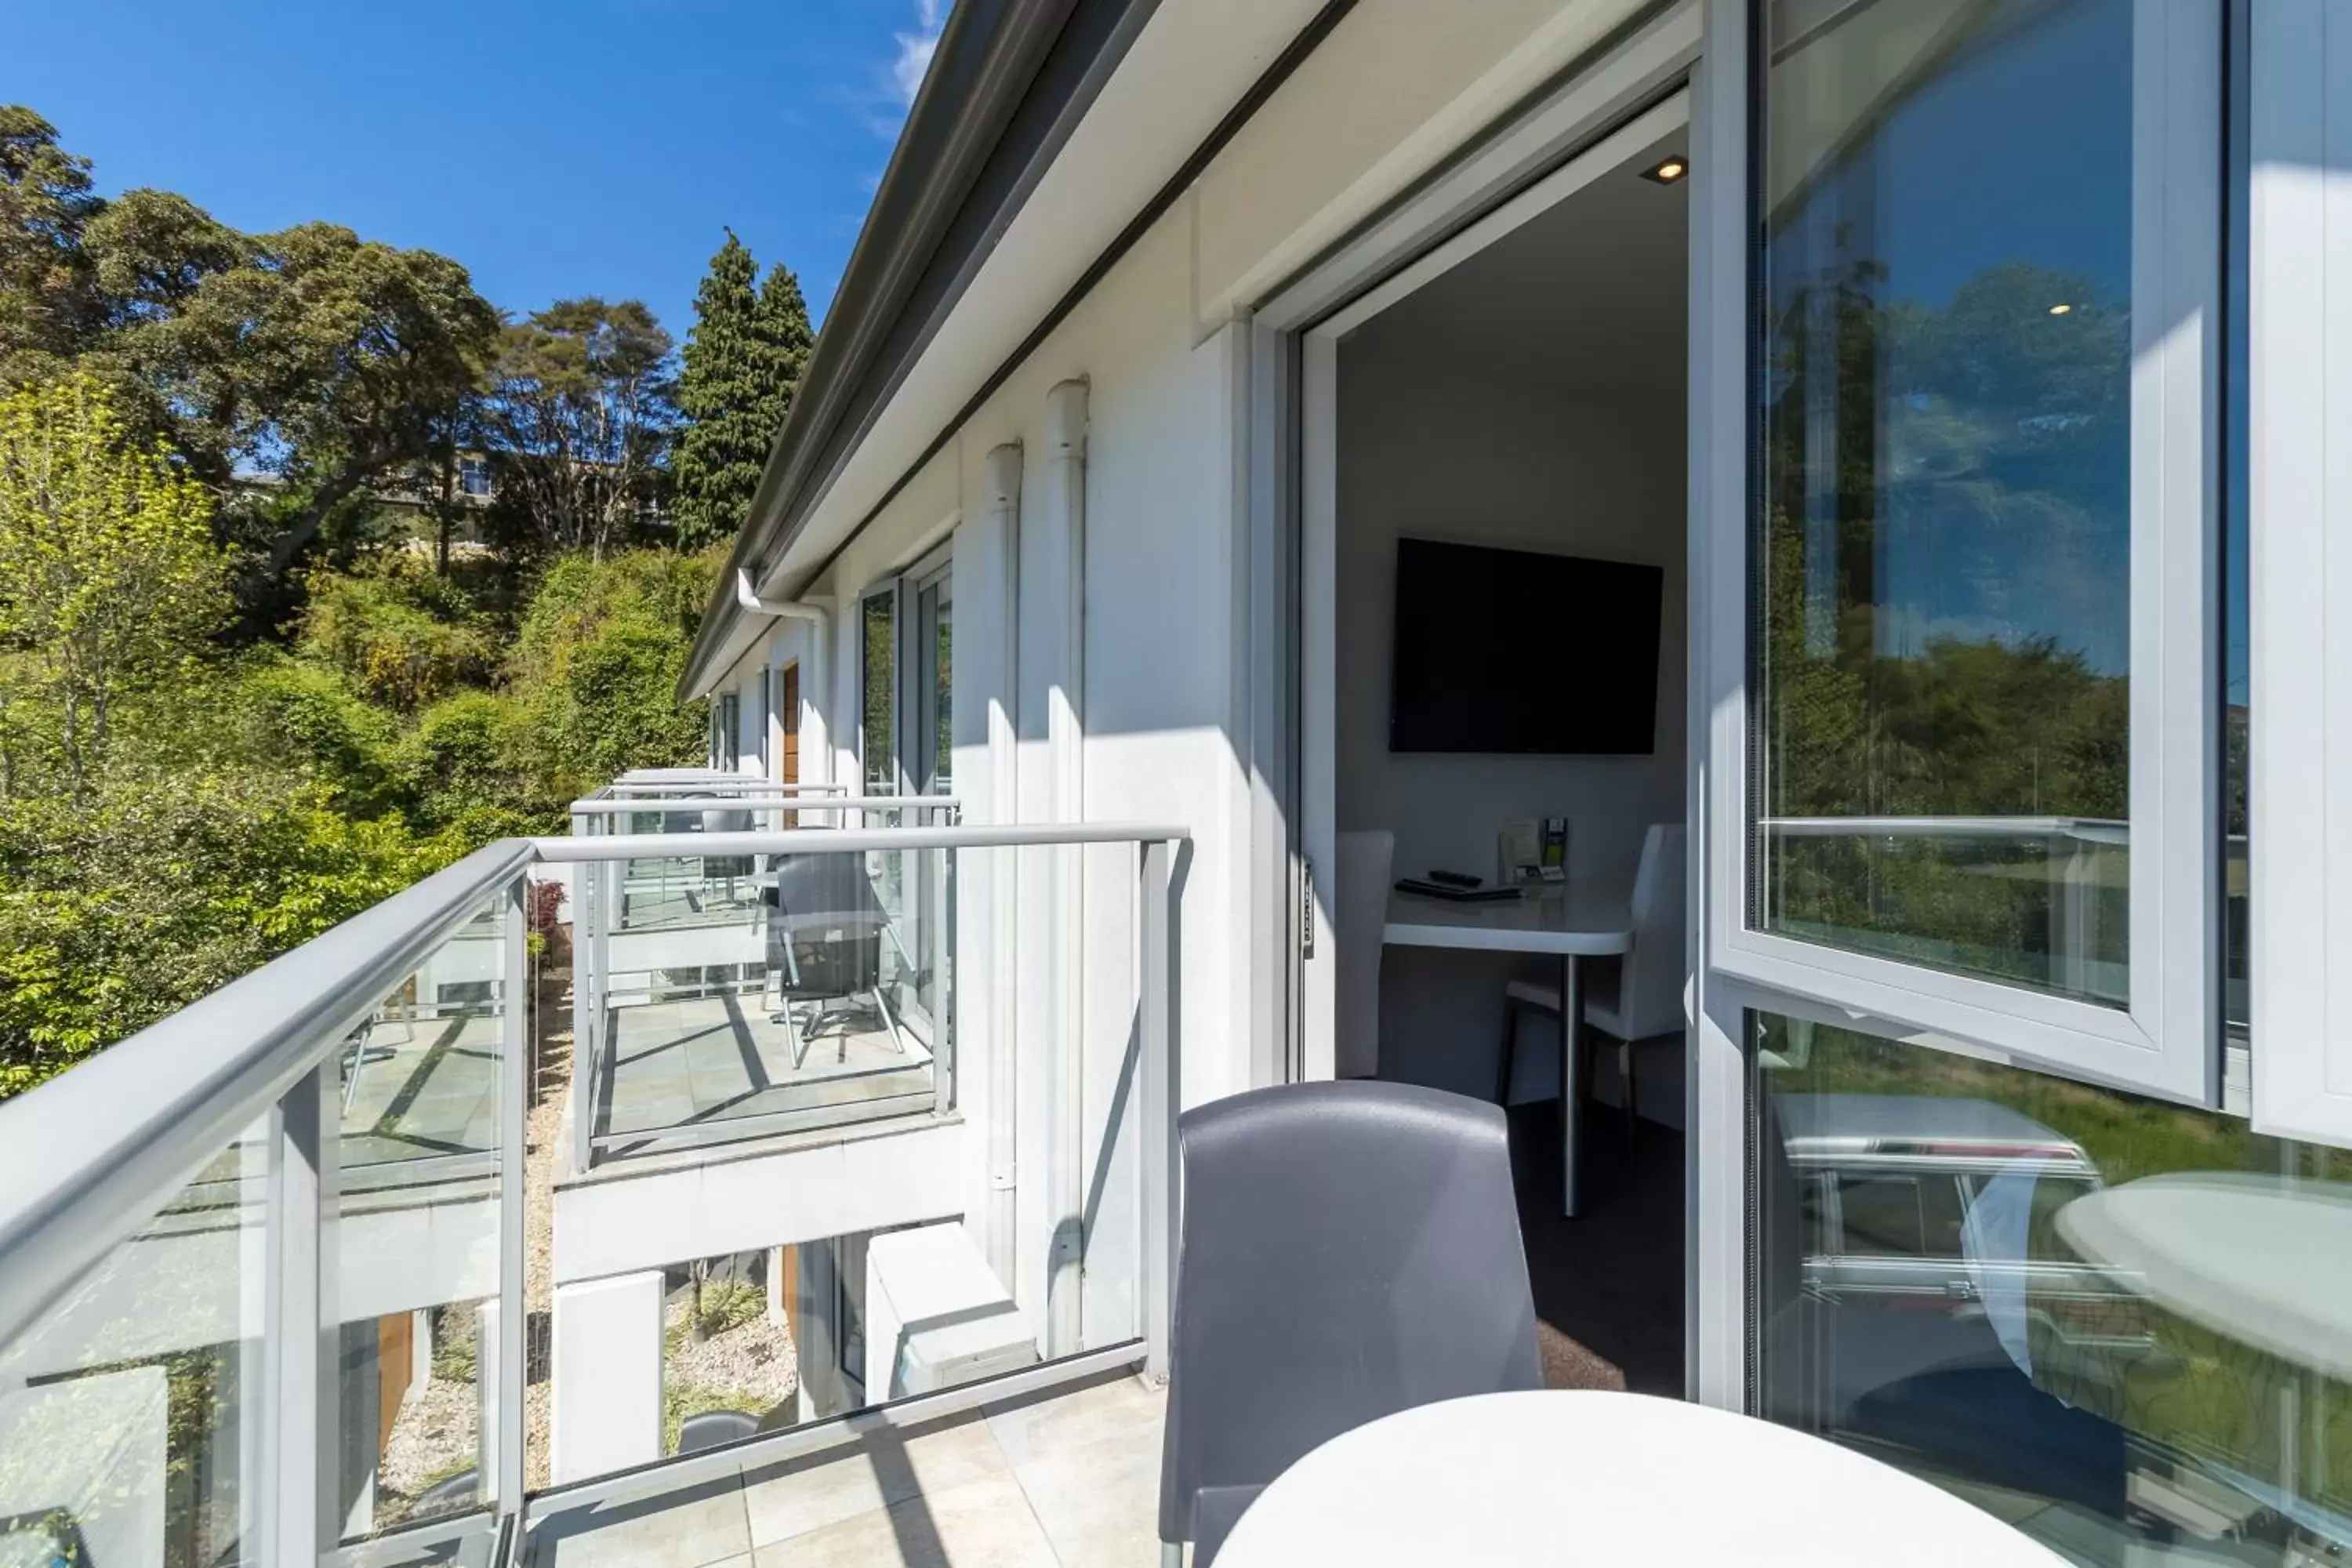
(699, 805), (754, 905)
(1158, 1080), (1543, 1566)
(763, 852), (906, 1068)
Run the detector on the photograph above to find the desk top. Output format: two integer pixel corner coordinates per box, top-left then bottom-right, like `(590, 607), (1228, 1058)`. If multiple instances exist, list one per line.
(1212, 1391), (2067, 1568)
(1382, 879), (1633, 956)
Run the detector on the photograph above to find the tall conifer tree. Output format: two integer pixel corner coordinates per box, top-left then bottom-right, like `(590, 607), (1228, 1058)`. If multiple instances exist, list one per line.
(671, 231), (807, 550)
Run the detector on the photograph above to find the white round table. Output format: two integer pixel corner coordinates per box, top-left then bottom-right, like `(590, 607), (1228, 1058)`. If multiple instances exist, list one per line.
(1209, 1392), (2069, 1567)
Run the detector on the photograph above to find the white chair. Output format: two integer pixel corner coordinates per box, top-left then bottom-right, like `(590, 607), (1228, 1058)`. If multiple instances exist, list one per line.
(1333, 829), (1395, 1080)
(1497, 823), (1686, 1149)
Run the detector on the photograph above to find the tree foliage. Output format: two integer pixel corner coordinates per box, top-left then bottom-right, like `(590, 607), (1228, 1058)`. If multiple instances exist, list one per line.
(297, 556), (499, 713)
(0, 109), (500, 601)
(669, 232), (811, 550)
(0, 107), (103, 379)
(0, 104), (802, 1098)
(0, 374), (226, 797)
(481, 299), (677, 561)
(0, 768), (463, 1094)
(506, 548), (716, 801)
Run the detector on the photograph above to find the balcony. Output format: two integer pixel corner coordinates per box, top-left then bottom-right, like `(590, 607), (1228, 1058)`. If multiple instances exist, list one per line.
(0, 797), (1185, 1566)
(561, 784), (963, 1168)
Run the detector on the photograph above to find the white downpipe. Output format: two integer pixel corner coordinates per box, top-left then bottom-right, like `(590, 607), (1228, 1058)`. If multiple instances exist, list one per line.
(983, 442), (1024, 1290)
(1044, 379), (1087, 1357)
(735, 569), (833, 796)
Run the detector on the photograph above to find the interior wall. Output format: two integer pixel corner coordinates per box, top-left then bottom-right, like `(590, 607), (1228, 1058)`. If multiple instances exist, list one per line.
(1335, 350), (1686, 1116)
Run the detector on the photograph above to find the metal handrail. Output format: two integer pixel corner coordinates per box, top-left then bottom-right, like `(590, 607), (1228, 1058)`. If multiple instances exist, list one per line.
(604, 775), (852, 799)
(535, 822), (1184, 859)
(0, 836), (538, 1351)
(1759, 814), (2129, 846)
(565, 793), (962, 818)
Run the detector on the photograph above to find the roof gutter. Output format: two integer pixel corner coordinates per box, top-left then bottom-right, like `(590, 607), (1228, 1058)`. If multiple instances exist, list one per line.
(682, 0), (1161, 699)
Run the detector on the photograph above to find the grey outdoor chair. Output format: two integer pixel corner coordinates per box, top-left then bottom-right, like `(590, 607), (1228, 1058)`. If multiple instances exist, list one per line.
(1157, 1080), (1544, 1566)
(763, 852), (905, 1066)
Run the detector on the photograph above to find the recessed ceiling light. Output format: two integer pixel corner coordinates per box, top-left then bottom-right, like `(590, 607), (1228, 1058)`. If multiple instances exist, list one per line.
(2048, 303), (2073, 315)
(1642, 156), (1689, 185)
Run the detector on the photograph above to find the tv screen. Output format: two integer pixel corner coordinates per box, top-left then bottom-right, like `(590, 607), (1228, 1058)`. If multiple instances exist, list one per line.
(1388, 537), (1662, 755)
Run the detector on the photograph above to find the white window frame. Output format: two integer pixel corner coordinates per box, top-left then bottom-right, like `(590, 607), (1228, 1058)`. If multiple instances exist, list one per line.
(2250, 0), (2352, 1148)
(907, 554), (954, 797)
(713, 690), (742, 772)
(1702, 1), (2223, 1107)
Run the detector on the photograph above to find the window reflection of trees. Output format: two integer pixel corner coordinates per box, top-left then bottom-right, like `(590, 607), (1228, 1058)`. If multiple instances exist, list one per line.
(1759, 255), (2132, 998)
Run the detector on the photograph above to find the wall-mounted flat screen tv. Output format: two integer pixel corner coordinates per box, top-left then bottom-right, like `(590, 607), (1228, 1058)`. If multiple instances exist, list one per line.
(1388, 536), (1661, 755)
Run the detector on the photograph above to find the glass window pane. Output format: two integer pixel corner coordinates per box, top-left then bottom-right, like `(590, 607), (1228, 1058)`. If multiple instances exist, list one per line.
(0, 1120), (270, 1565)
(1756, 0), (2140, 1007)
(861, 592), (896, 795)
(1755, 1012), (2352, 1562)
(2223, 0), (2252, 1050)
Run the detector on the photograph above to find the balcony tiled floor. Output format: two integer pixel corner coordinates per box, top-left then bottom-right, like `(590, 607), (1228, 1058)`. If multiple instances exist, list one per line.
(341, 1009), (502, 1163)
(525, 1368), (1167, 1567)
(599, 992), (934, 1149)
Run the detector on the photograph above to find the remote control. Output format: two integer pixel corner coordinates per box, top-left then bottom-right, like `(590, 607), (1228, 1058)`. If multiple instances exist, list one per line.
(1427, 869), (1482, 888)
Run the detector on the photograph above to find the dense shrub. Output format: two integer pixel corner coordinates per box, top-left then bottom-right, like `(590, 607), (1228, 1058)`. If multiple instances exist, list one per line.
(297, 557), (499, 712)
(0, 765), (464, 1092)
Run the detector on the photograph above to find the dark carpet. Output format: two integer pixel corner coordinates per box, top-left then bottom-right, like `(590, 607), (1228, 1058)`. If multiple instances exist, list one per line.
(1504, 1098), (1684, 1396)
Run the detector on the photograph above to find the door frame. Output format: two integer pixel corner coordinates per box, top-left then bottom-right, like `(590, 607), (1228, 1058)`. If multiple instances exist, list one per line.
(1241, 0), (1747, 1404)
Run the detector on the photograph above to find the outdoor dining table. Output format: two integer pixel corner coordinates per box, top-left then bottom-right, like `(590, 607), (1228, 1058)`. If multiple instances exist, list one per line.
(1208, 1391), (2070, 1567)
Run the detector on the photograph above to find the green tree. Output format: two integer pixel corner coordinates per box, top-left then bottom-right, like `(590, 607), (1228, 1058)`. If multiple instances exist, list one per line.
(0, 110), (502, 601)
(669, 234), (811, 550)
(0, 107), (103, 383)
(114, 219), (501, 583)
(0, 375), (227, 799)
(481, 299), (677, 561)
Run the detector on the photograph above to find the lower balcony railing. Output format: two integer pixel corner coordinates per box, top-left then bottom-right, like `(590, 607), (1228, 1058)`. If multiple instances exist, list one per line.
(0, 816), (1185, 1566)
(561, 793), (964, 1171)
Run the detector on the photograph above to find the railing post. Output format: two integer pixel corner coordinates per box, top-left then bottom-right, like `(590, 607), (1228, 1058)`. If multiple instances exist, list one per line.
(1139, 837), (1177, 1382)
(571, 811), (597, 1176)
(268, 1058), (336, 1560)
(497, 873), (529, 1516)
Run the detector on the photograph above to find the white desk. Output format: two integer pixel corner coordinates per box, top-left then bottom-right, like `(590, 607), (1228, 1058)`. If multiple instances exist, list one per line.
(1211, 1391), (2068, 1567)
(1383, 880), (1632, 1218)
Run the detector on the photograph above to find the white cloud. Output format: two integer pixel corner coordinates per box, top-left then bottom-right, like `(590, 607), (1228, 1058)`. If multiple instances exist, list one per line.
(891, 0), (945, 106)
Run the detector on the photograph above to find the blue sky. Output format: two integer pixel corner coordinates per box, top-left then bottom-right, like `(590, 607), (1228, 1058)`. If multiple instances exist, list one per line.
(0, 0), (946, 338)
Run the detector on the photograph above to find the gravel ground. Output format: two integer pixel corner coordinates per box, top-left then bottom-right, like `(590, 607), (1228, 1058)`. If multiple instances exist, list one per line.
(522, 957), (565, 1490)
(376, 1369), (483, 1524)
(662, 1277), (800, 1443)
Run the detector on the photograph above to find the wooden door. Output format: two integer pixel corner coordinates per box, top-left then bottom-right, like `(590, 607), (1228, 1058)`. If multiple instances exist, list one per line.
(779, 664), (800, 825)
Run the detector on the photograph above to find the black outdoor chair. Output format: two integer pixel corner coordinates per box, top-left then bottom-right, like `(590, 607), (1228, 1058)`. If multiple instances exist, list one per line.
(1157, 1080), (1544, 1566)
